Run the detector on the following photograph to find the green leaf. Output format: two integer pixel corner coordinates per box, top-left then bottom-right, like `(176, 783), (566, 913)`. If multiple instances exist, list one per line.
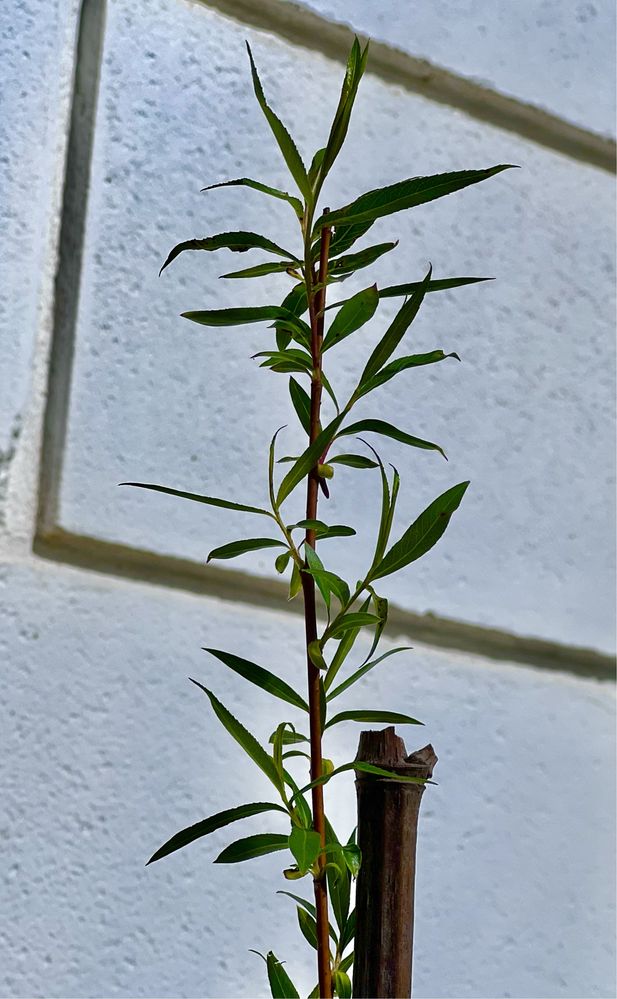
(371, 480), (470, 580)
(380, 275), (493, 298)
(322, 285), (379, 352)
(334, 970), (352, 998)
(190, 679), (283, 792)
(120, 482), (272, 517)
(277, 413), (345, 506)
(327, 647), (413, 700)
(207, 537), (286, 562)
(325, 818), (350, 933)
(275, 551), (291, 573)
(328, 453), (378, 469)
(214, 832), (289, 864)
(337, 419), (446, 459)
(327, 220), (374, 258)
(318, 525), (356, 539)
(276, 285), (308, 350)
(201, 176), (303, 218)
(288, 561), (302, 600)
(320, 37), (369, 184)
(329, 612), (382, 638)
(265, 952), (301, 999)
(202, 648), (309, 712)
(305, 546), (351, 610)
(288, 377), (311, 435)
(160, 231), (296, 274)
(288, 518), (328, 533)
(181, 305), (309, 336)
(308, 147), (326, 185)
(339, 950), (354, 973)
(246, 43), (311, 201)
(220, 261), (300, 280)
(357, 349), (460, 398)
(297, 907), (319, 950)
(325, 709), (422, 729)
(324, 596), (371, 692)
(293, 761), (428, 803)
(326, 275), (493, 313)
(255, 349), (313, 373)
(362, 592), (389, 666)
(341, 844), (361, 878)
(357, 265), (432, 389)
(269, 728), (308, 746)
(289, 826), (322, 875)
(315, 165), (517, 229)
(329, 242), (397, 278)
(308, 639), (328, 670)
(146, 801), (287, 865)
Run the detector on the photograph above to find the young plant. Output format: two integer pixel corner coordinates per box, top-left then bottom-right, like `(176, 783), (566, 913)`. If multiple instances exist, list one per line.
(123, 38), (514, 999)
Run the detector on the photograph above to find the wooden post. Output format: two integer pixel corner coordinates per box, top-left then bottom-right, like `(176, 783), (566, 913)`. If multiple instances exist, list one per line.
(352, 727), (437, 999)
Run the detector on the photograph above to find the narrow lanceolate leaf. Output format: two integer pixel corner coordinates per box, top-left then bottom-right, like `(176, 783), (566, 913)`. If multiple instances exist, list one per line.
(214, 833), (289, 864)
(380, 275), (493, 298)
(160, 232), (296, 274)
(276, 285), (308, 350)
(320, 37), (369, 183)
(327, 219), (374, 258)
(190, 679), (283, 792)
(202, 648), (309, 712)
(220, 261), (300, 280)
(288, 377), (311, 435)
(277, 413), (345, 506)
(246, 43), (311, 201)
(207, 537), (286, 562)
(328, 453), (378, 469)
(325, 709), (422, 730)
(329, 613), (382, 639)
(324, 596), (371, 692)
(333, 970), (352, 999)
(327, 276), (493, 312)
(329, 241), (397, 278)
(357, 265), (432, 389)
(119, 482), (272, 518)
(181, 305), (308, 335)
(255, 349), (312, 372)
(337, 419), (446, 459)
(289, 826), (322, 875)
(265, 951), (300, 999)
(292, 760), (428, 803)
(325, 818), (350, 933)
(327, 647), (412, 700)
(297, 907), (319, 950)
(201, 177), (303, 218)
(371, 480), (470, 580)
(357, 350), (460, 398)
(322, 285), (379, 352)
(146, 802), (287, 865)
(314, 165), (517, 229)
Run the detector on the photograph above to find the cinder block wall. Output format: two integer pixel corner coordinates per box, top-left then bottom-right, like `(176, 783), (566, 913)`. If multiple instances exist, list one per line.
(1, 2), (615, 997)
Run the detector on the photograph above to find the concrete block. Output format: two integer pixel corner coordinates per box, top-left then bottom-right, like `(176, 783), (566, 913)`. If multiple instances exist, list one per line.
(1, 559), (614, 997)
(54, 1), (616, 652)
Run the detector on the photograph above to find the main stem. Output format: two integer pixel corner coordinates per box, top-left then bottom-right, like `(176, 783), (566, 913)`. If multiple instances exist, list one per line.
(302, 209), (332, 999)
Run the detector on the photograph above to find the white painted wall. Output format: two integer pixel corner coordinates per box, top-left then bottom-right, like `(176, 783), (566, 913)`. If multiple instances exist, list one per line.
(1, 1), (615, 997)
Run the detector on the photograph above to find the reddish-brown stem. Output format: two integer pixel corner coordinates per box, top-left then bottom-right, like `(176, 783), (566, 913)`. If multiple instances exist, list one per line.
(302, 210), (332, 999)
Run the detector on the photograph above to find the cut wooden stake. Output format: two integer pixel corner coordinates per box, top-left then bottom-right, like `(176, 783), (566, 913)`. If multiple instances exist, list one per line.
(353, 727), (437, 998)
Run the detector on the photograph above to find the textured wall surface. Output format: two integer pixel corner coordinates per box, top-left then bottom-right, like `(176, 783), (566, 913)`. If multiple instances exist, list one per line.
(1, 0), (615, 997)
(294, 0), (617, 137)
(1, 560), (615, 999)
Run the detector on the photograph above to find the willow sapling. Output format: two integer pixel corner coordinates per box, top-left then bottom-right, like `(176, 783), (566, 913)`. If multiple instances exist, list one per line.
(122, 37), (514, 999)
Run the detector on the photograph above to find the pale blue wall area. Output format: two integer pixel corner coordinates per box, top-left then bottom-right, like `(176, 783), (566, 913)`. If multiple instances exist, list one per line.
(294, 0), (617, 137)
(0, 1), (615, 997)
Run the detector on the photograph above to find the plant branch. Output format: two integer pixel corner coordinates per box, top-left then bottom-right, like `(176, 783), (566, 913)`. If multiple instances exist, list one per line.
(302, 207), (333, 999)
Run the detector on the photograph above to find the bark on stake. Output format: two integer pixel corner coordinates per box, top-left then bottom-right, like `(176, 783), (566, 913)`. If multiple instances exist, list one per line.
(353, 727), (437, 999)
